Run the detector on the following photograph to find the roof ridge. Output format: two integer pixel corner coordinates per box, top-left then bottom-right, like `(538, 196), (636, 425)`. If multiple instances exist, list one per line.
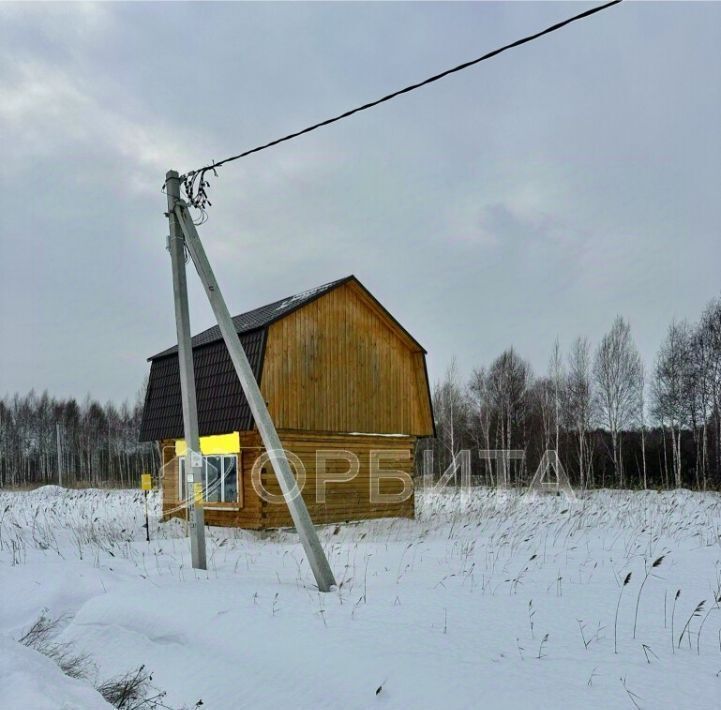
(149, 275), (354, 360)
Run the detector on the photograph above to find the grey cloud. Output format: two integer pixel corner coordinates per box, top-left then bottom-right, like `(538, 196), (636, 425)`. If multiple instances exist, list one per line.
(0, 2), (719, 402)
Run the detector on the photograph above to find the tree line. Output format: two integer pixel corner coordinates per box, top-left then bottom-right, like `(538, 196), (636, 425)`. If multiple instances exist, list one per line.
(427, 294), (721, 490)
(3, 294), (721, 491)
(0, 386), (157, 488)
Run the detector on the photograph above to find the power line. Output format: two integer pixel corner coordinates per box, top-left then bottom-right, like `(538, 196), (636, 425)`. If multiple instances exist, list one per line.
(181, 0), (622, 209)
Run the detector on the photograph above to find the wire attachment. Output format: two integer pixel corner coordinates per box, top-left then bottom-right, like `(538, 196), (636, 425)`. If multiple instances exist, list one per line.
(179, 171), (212, 224)
(181, 169), (213, 210)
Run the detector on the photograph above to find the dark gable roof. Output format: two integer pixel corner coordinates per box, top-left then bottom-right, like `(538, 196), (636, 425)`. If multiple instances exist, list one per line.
(139, 330), (265, 441)
(149, 276), (353, 360)
(139, 275), (427, 442)
(140, 277), (353, 442)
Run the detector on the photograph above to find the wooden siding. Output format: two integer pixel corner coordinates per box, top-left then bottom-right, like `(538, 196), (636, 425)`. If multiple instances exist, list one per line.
(160, 431), (415, 529)
(261, 281), (433, 436)
(261, 431), (415, 528)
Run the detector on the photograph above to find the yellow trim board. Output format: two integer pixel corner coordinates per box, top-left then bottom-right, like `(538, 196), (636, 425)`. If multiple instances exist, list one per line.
(175, 432), (240, 456)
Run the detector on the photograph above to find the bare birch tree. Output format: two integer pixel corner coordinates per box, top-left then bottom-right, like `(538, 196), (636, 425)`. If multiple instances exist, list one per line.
(638, 362), (648, 489)
(467, 368), (493, 483)
(486, 348), (532, 483)
(652, 321), (692, 488)
(432, 357), (468, 477)
(567, 337), (593, 488)
(593, 316), (643, 487)
(698, 298), (721, 486)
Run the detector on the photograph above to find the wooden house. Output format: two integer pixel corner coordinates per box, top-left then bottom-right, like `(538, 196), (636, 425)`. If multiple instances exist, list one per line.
(139, 275), (434, 529)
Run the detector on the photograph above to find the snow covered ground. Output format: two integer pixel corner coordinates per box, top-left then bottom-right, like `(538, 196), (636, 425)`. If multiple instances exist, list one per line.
(1, 486), (720, 709)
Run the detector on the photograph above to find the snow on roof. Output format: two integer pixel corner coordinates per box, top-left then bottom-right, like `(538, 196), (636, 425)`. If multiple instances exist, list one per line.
(149, 276), (353, 360)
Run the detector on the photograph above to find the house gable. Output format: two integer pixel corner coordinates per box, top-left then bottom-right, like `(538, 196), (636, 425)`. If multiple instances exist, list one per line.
(261, 280), (434, 436)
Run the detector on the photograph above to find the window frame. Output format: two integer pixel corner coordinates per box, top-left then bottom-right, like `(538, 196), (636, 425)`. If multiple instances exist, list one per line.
(179, 453), (240, 506)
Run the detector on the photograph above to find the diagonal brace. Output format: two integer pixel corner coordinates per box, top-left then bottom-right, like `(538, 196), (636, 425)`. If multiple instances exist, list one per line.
(172, 199), (336, 592)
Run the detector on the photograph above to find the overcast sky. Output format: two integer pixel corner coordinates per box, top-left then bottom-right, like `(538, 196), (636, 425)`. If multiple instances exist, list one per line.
(1, 1), (720, 404)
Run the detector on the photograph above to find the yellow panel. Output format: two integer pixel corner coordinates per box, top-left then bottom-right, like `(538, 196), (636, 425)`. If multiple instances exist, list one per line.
(175, 431), (240, 456)
(140, 473), (153, 491)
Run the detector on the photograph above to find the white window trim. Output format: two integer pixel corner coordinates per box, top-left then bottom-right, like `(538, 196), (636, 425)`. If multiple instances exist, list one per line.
(179, 454), (239, 504)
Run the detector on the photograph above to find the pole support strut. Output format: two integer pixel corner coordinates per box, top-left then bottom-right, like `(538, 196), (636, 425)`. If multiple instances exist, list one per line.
(172, 197), (336, 592)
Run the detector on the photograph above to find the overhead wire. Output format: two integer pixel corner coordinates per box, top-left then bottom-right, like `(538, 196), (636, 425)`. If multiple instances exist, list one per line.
(179, 0), (623, 209)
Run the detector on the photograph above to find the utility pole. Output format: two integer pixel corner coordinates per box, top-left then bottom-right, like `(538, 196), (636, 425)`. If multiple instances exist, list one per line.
(172, 194), (336, 592)
(56, 423), (62, 487)
(165, 171), (207, 570)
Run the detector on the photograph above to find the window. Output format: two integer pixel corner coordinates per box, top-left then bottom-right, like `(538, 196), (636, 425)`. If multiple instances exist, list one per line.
(179, 454), (239, 504)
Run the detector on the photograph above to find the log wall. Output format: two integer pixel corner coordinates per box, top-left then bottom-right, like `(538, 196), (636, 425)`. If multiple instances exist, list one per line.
(160, 431), (415, 529)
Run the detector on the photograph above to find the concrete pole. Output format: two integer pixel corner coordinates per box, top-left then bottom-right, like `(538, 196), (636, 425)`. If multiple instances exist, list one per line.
(165, 171), (207, 570)
(173, 200), (336, 592)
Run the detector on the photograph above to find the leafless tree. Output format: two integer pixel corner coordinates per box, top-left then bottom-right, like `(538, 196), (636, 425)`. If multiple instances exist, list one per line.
(432, 357), (468, 477)
(485, 348), (533, 483)
(638, 362), (648, 489)
(697, 298), (721, 486)
(427, 298), (720, 492)
(652, 321), (692, 488)
(567, 337), (594, 488)
(593, 316), (643, 487)
(467, 367), (493, 483)
(530, 377), (555, 459)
